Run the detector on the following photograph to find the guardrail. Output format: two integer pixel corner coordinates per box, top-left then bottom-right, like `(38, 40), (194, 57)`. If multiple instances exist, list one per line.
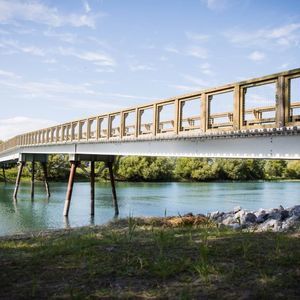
(0, 68), (300, 154)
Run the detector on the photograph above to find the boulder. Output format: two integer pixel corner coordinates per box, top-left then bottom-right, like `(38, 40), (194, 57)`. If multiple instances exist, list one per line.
(244, 213), (257, 223)
(281, 215), (300, 231)
(257, 219), (282, 232)
(256, 212), (269, 223)
(233, 206), (242, 213)
(290, 205), (300, 217)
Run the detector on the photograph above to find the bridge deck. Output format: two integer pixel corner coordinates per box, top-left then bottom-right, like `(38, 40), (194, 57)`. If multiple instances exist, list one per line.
(1, 68), (300, 161)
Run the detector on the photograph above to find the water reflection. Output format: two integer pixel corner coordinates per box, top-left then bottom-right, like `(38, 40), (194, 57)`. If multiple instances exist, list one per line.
(0, 181), (299, 236)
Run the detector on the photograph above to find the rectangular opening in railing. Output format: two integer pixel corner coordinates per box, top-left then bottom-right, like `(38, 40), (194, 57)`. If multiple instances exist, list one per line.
(123, 110), (135, 136)
(88, 118), (97, 139)
(98, 116), (108, 138)
(208, 90), (233, 130)
(72, 123), (78, 140)
(179, 97), (201, 132)
(110, 114), (121, 138)
(139, 107), (153, 135)
(243, 81), (276, 127)
(289, 77), (300, 123)
(157, 102), (175, 134)
(79, 121), (87, 140)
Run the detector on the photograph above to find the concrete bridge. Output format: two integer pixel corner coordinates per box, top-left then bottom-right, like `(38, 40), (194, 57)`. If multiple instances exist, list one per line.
(0, 68), (300, 217)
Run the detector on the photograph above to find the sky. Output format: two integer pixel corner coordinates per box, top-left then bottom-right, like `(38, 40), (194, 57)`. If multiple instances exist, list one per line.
(0, 0), (300, 140)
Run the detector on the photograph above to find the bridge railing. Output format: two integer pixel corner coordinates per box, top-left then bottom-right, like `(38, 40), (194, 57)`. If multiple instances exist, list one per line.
(0, 68), (300, 154)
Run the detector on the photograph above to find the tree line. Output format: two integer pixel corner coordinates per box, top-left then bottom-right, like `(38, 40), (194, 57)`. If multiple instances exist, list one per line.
(1, 155), (300, 182)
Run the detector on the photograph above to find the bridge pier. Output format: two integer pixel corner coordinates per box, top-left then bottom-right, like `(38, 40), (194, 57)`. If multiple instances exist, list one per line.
(107, 161), (119, 216)
(30, 161), (35, 200)
(41, 162), (50, 198)
(13, 154), (49, 200)
(63, 161), (78, 217)
(13, 161), (25, 200)
(2, 166), (6, 184)
(64, 154), (118, 218)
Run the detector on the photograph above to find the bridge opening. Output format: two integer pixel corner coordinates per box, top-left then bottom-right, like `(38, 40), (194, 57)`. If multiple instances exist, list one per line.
(79, 121), (87, 140)
(88, 118), (97, 139)
(208, 90), (234, 129)
(124, 110), (135, 136)
(158, 102), (175, 133)
(139, 106), (153, 135)
(99, 116), (108, 138)
(110, 113), (121, 138)
(179, 97), (201, 131)
(243, 81), (276, 126)
(290, 77), (300, 122)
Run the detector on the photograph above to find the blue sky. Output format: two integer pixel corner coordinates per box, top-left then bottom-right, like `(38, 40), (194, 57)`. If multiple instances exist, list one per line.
(0, 0), (299, 140)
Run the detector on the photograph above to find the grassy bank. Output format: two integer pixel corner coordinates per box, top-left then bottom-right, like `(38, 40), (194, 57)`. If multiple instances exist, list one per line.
(0, 217), (299, 299)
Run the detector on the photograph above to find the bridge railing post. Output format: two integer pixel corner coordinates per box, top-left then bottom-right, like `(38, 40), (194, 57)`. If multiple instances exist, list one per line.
(233, 84), (241, 130)
(276, 76), (286, 128)
(201, 93), (207, 132)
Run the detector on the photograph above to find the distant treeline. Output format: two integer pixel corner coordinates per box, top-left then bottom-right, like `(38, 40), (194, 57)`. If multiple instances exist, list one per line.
(1, 155), (300, 182)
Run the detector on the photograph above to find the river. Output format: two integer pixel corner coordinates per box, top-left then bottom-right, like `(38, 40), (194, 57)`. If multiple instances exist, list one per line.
(0, 181), (299, 236)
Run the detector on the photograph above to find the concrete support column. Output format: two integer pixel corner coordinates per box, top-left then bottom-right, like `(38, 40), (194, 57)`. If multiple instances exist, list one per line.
(31, 161), (35, 200)
(90, 161), (95, 216)
(41, 162), (50, 198)
(63, 161), (78, 217)
(13, 161), (25, 200)
(107, 161), (119, 216)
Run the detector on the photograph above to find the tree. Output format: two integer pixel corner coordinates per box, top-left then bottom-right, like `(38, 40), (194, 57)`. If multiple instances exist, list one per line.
(220, 159), (265, 180)
(174, 158), (221, 181)
(264, 160), (287, 178)
(285, 161), (300, 179)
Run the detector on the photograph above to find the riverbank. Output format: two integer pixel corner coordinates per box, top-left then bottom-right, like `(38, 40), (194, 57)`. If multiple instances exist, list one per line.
(0, 215), (299, 299)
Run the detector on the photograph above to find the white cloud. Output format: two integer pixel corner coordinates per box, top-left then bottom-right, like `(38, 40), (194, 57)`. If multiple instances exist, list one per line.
(202, 0), (228, 11)
(169, 84), (199, 92)
(248, 51), (265, 61)
(0, 116), (55, 140)
(200, 63), (214, 76)
(0, 0), (99, 28)
(0, 69), (21, 79)
(129, 64), (155, 72)
(186, 46), (208, 59)
(83, 0), (91, 14)
(225, 23), (300, 48)
(58, 47), (116, 67)
(182, 74), (210, 87)
(43, 30), (77, 43)
(0, 39), (46, 56)
(185, 32), (210, 41)
(164, 46), (180, 54)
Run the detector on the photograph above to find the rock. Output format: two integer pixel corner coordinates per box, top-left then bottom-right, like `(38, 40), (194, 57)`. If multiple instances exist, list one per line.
(233, 206), (242, 213)
(222, 215), (236, 225)
(235, 209), (246, 219)
(196, 213), (206, 218)
(228, 223), (241, 230)
(279, 205), (285, 211)
(256, 213), (269, 223)
(257, 219), (282, 232)
(281, 210), (290, 220)
(244, 213), (257, 223)
(290, 205), (300, 217)
(281, 215), (300, 231)
(183, 212), (193, 217)
(208, 211), (220, 220)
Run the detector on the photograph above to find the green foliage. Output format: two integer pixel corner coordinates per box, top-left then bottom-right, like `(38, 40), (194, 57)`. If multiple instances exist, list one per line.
(116, 156), (174, 181)
(285, 161), (300, 179)
(174, 158), (220, 181)
(264, 160), (287, 179)
(220, 159), (265, 180)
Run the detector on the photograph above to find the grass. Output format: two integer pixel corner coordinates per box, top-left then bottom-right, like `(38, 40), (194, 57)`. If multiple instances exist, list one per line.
(0, 217), (299, 299)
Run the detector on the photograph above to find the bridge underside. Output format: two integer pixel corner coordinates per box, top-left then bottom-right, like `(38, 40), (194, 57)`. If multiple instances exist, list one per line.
(1, 129), (300, 164)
